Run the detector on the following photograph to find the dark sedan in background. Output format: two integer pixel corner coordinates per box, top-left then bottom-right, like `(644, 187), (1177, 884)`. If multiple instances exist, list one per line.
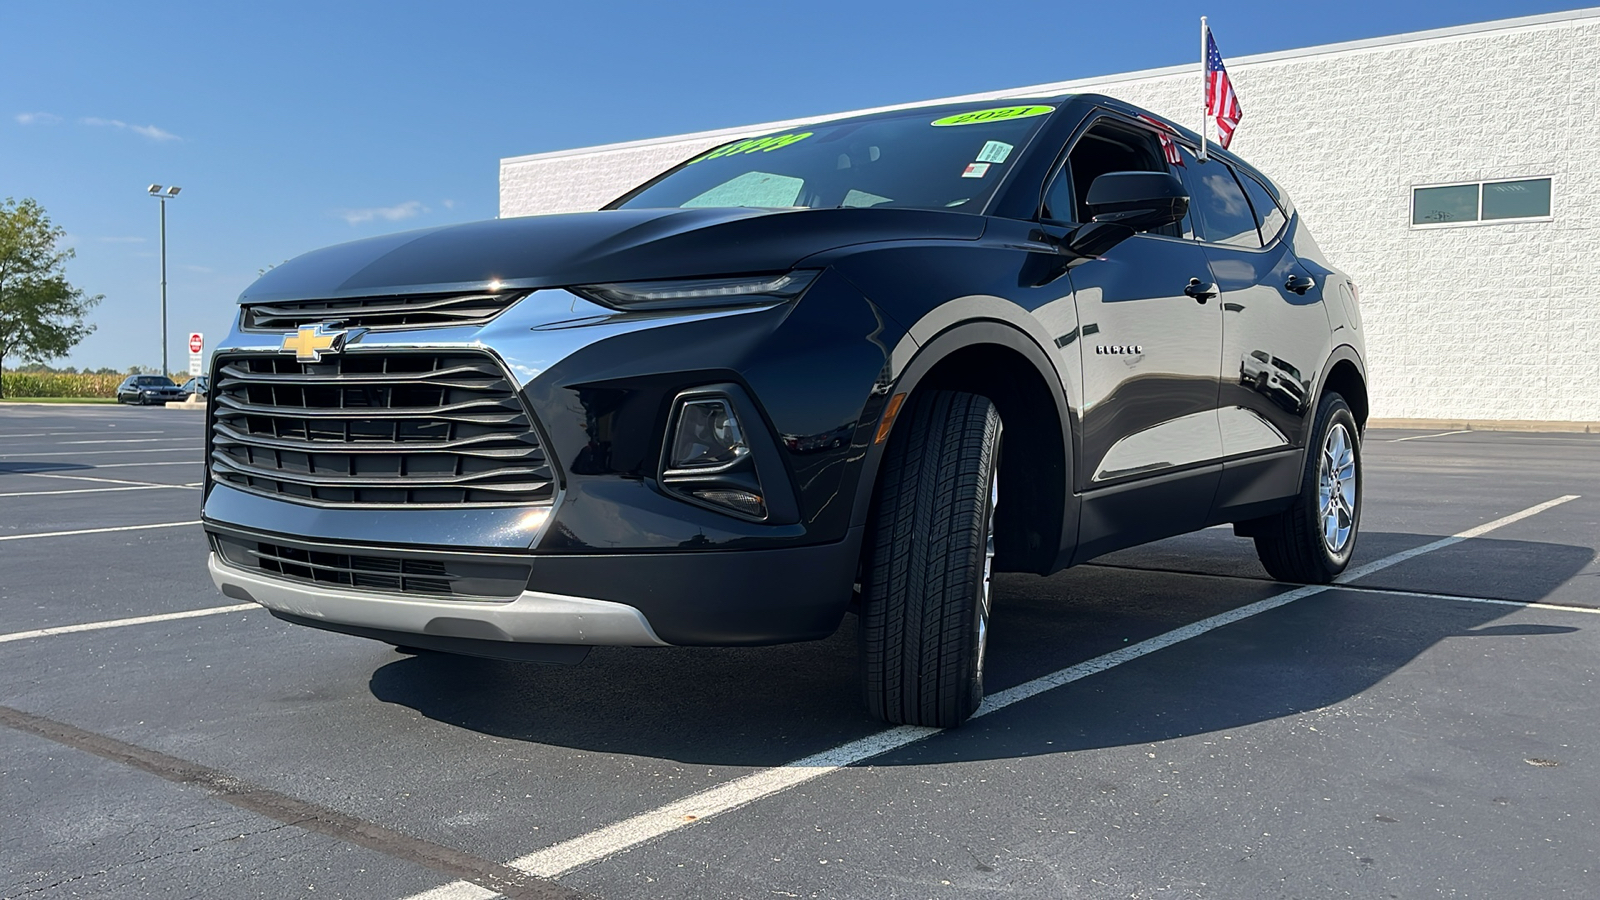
(115, 375), (186, 405)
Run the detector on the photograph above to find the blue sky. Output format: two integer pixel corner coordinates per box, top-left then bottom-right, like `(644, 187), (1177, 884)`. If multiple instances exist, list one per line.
(3, 0), (1582, 372)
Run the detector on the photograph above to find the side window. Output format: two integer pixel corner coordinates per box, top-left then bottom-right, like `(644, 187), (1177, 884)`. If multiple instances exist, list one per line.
(1238, 170), (1288, 244)
(1042, 118), (1186, 238)
(1188, 161), (1261, 248)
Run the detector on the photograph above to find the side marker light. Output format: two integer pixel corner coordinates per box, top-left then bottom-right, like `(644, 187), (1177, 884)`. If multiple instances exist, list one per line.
(875, 393), (908, 444)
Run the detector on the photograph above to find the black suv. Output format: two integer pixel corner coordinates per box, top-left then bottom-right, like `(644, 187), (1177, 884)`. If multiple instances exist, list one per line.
(204, 95), (1365, 727)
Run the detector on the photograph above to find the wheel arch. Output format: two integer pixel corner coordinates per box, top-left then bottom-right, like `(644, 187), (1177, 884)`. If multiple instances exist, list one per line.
(852, 318), (1077, 575)
(1315, 344), (1369, 431)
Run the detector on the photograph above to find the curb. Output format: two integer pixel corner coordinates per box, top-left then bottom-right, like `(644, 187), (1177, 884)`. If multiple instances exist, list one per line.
(1369, 418), (1600, 434)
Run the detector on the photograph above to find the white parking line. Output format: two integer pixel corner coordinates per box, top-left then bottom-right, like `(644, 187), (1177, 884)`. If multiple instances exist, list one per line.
(76, 461), (201, 469)
(1387, 429), (1472, 442)
(0, 604), (256, 645)
(1340, 584), (1600, 616)
(52, 438), (195, 445)
(402, 493), (1580, 896)
(12, 471), (195, 488)
(0, 447), (195, 457)
(0, 520), (202, 542)
(0, 485), (193, 498)
(0, 431), (168, 439)
(401, 885), (499, 900)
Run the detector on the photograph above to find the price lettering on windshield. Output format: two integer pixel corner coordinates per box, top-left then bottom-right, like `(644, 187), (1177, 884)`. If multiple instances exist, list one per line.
(689, 132), (814, 164)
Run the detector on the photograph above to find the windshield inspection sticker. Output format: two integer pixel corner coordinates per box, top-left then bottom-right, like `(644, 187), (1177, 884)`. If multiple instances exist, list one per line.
(688, 132), (813, 164)
(931, 105), (1053, 127)
(976, 140), (1013, 163)
(961, 162), (991, 179)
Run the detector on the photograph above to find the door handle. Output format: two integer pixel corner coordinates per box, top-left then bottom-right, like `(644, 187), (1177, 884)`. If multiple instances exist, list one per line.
(1184, 277), (1217, 303)
(1285, 274), (1315, 295)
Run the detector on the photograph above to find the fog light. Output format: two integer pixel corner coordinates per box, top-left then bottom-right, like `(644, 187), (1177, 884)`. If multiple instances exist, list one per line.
(691, 489), (766, 518)
(660, 390), (773, 521)
(669, 398), (748, 472)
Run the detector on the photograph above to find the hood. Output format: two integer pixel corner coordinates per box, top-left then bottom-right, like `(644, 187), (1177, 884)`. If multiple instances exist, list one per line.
(239, 206), (985, 303)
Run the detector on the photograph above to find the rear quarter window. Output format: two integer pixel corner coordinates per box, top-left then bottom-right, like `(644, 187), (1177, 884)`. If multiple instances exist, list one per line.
(1190, 164), (1261, 248)
(1238, 171), (1288, 244)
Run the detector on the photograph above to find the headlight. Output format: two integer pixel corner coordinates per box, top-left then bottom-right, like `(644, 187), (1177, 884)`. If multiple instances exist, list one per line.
(574, 270), (819, 311)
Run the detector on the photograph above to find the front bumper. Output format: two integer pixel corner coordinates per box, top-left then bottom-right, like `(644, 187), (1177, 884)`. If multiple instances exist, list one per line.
(209, 552), (668, 648)
(207, 522), (864, 649)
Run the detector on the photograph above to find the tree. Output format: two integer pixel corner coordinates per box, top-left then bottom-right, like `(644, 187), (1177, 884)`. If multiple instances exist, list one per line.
(0, 198), (103, 398)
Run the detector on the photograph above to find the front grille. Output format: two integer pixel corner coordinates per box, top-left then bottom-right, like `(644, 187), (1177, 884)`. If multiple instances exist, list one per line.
(212, 534), (530, 599)
(241, 291), (528, 331)
(209, 350), (555, 507)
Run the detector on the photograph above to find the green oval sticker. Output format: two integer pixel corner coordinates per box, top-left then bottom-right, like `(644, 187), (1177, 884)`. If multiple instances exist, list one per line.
(931, 105), (1054, 127)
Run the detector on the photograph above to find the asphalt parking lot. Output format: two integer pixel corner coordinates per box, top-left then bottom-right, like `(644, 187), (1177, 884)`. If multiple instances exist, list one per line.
(2, 404), (1597, 900)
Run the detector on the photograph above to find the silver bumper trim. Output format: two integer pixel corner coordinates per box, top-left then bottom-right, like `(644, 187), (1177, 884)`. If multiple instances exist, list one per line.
(208, 553), (669, 647)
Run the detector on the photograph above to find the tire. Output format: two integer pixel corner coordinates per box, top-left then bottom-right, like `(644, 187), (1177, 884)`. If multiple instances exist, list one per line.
(1251, 393), (1361, 583)
(859, 390), (1001, 728)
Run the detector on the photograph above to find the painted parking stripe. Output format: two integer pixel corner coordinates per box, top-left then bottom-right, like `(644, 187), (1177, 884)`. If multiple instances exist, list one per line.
(404, 885), (501, 900)
(51, 438), (194, 445)
(76, 460), (200, 469)
(401, 493), (1579, 896)
(0, 604), (257, 645)
(0, 447), (195, 457)
(0, 485), (195, 498)
(12, 471), (196, 488)
(0, 431), (168, 439)
(1335, 584), (1600, 616)
(1387, 429), (1472, 442)
(0, 520), (202, 542)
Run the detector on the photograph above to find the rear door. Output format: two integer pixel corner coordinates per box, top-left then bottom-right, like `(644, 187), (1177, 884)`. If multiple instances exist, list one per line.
(1180, 152), (1329, 455)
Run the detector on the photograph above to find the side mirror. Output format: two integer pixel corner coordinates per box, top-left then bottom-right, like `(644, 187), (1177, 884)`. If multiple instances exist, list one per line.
(1084, 171), (1189, 232)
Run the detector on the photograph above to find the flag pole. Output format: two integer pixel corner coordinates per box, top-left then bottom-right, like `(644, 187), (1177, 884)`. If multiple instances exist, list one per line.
(1199, 16), (1210, 163)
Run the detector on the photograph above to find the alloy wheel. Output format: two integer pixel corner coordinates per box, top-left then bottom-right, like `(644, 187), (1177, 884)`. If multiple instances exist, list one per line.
(1318, 423), (1357, 554)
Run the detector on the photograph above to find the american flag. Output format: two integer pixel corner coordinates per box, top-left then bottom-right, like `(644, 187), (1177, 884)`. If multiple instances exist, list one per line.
(1136, 114), (1184, 166)
(1205, 29), (1242, 149)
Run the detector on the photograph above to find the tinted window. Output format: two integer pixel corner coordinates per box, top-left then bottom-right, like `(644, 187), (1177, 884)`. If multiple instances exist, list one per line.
(1413, 184), (1478, 224)
(1482, 178), (1551, 220)
(1048, 118), (1188, 238)
(1189, 162), (1260, 247)
(1238, 171), (1288, 244)
(613, 104), (1054, 213)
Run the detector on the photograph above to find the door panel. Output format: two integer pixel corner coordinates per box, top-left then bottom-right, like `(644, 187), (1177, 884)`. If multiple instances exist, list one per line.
(1067, 233), (1224, 489)
(1207, 240), (1329, 452)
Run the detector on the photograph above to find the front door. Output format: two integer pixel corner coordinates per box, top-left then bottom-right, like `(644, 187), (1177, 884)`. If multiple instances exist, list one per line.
(1069, 234), (1224, 487)
(1037, 113), (1226, 559)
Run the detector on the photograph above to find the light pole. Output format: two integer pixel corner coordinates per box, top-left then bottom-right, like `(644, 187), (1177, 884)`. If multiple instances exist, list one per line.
(147, 184), (181, 377)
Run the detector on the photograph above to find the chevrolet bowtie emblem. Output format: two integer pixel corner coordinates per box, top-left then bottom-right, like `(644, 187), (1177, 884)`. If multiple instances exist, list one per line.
(280, 323), (347, 362)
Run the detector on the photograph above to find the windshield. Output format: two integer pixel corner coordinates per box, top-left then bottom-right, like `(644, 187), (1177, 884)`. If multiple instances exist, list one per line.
(611, 103), (1058, 214)
(137, 376), (173, 385)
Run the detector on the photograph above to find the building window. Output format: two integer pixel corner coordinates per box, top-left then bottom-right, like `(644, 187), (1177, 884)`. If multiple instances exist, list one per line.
(1412, 178), (1552, 226)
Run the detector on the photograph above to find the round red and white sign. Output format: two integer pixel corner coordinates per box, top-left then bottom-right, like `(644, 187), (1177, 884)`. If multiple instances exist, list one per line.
(188, 333), (203, 354)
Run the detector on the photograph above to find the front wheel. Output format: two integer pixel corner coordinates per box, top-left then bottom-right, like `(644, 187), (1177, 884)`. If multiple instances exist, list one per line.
(859, 390), (1001, 728)
(1251, 393), (1361, 583)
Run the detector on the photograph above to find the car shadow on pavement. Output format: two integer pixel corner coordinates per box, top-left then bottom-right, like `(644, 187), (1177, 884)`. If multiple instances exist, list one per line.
(367, 532), (1593, 767)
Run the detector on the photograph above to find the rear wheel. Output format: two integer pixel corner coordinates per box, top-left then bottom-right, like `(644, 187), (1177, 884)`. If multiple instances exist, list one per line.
(859, 390), (1001, 728)
(1251, 393), (1361, 583)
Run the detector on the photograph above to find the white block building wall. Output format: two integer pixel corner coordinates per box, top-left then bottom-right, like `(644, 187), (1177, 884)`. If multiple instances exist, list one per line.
(501, 9), (1600, 425)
